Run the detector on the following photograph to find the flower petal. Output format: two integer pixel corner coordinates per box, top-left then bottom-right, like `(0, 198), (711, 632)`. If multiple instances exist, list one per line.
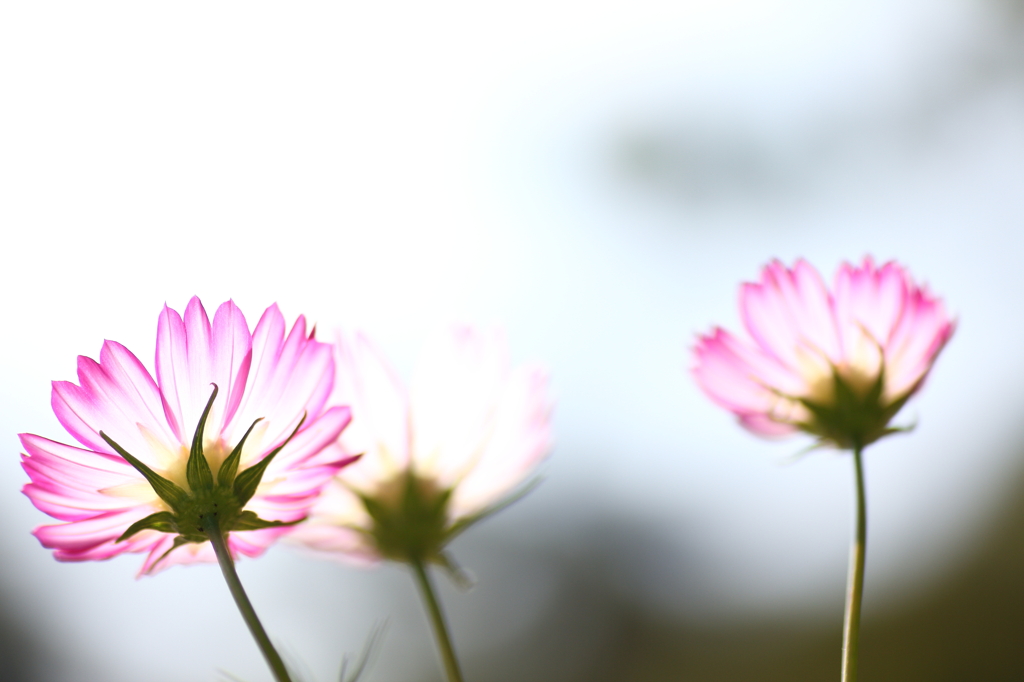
(409, 325), (509, 488)
(332, 331), (411, 493)
(693, 328), (798, 410)
(287, 522), (381, 565)
(139, 536), (217, 576)
(51, 341), (177, 468)
(450, 364), (552, 518)
(257, 406), (354, 499)
(884, 286), (956, 398)
(210, 300), (254, 432)
(33, 508), (161, 562)
(740, 259), (842, 370)
(228, 306), (334, 451)
(287, 478), (381, 563)
(21, 435), (150, 521)
(833, 258), (908, 354)
(156, 298), (253, 445)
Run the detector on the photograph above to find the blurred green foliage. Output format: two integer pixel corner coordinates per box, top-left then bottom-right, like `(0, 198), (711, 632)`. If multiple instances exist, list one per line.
(429, 466), (1024, 682)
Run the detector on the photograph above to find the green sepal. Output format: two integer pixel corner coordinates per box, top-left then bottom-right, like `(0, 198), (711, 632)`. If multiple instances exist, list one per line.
(99, 431), (189, 509)
(186, 384), (218, 492)
(233, 413), (306, 506)
(795, 364), (914, 450)
(359, 472), (544, 568)
(436, 551), (475, 590)
(218, 417), (263, 487)
(358, 474), (452, 563)
(359, 493), (392, 527)
(882, 422), (916, 436)
(231, 510), (306, 531)
(116, 511), (179, 542)
(104, 400), (320, 573)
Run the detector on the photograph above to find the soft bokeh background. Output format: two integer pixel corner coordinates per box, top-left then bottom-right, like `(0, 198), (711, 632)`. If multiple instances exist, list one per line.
(1, 1), (1022, 680)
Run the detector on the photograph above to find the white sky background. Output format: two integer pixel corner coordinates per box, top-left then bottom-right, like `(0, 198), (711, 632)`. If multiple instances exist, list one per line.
(1, 1), (1023, 680)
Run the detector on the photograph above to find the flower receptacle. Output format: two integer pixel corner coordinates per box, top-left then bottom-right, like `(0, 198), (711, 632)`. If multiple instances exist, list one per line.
(101, 384), (306, 570)
(359, 473), (453, 564)
(797, 366), (912, 450)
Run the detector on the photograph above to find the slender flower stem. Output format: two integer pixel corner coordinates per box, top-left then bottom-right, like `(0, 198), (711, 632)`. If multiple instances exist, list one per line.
(411, 557), (465, 682)
(204, 516), (294, 682)
(841, 446), (867, 682)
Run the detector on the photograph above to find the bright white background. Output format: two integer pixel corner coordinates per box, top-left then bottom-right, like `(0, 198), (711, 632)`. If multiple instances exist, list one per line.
(0, 1), (1022, 680)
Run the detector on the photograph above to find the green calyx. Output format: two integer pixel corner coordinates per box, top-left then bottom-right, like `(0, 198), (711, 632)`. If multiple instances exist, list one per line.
(795, 365), (912, 450)
(100, 384), (306, 568)
(358, 471), (539, 571)
(358, 473), (453, 565)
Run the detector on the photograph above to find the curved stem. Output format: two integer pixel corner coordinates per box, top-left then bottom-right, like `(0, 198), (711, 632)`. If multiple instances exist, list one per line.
(841, 446), (867, 682)
(411, 558), (465, 682)
(204, 516), (294, 682)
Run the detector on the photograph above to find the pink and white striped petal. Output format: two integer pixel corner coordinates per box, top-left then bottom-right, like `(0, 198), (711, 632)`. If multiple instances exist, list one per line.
(740, 259), (842, 371)
(450, 364), (553, 518)
(332, 331), (412, 489)
(410, 325), (510, 489)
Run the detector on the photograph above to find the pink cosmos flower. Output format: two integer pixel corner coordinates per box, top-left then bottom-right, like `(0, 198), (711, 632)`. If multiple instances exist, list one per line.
(693, 258), (954, 449)
(21, 297), (354, 575)
(290, 325), (552, 565)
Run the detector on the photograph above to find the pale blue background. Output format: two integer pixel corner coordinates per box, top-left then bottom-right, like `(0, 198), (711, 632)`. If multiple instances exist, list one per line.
(0, 1), (1021, 679)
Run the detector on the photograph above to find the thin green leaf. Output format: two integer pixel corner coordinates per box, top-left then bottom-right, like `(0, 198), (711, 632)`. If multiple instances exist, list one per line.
(218, 417), (263, 487)
(214, 671), (248, 682)
(339, 621), (388, 682)
(116, 511), (179, 542)
(100, 432), (189, 509)
(147, 536), (191, 574)
(186, 384), (218, 492)
(778, 441), (828, 466)
(436, 552), (475, 590)
(445, 478), (542, 541)
(881, 422), (916, 437)
(233, 413), (307, 506)
(231, 510), (306, 531)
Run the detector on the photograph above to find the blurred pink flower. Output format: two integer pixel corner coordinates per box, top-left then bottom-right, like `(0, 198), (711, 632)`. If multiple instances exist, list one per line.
(21, 297), (353, 575)
(693, 258), (954, 449)
(290, 325), (552, 565)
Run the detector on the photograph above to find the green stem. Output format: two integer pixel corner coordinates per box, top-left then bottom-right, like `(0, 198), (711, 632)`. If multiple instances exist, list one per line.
(841, 446), (867, 682)
(204, 516), (294, 682)
(411, 558), (465, 682)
